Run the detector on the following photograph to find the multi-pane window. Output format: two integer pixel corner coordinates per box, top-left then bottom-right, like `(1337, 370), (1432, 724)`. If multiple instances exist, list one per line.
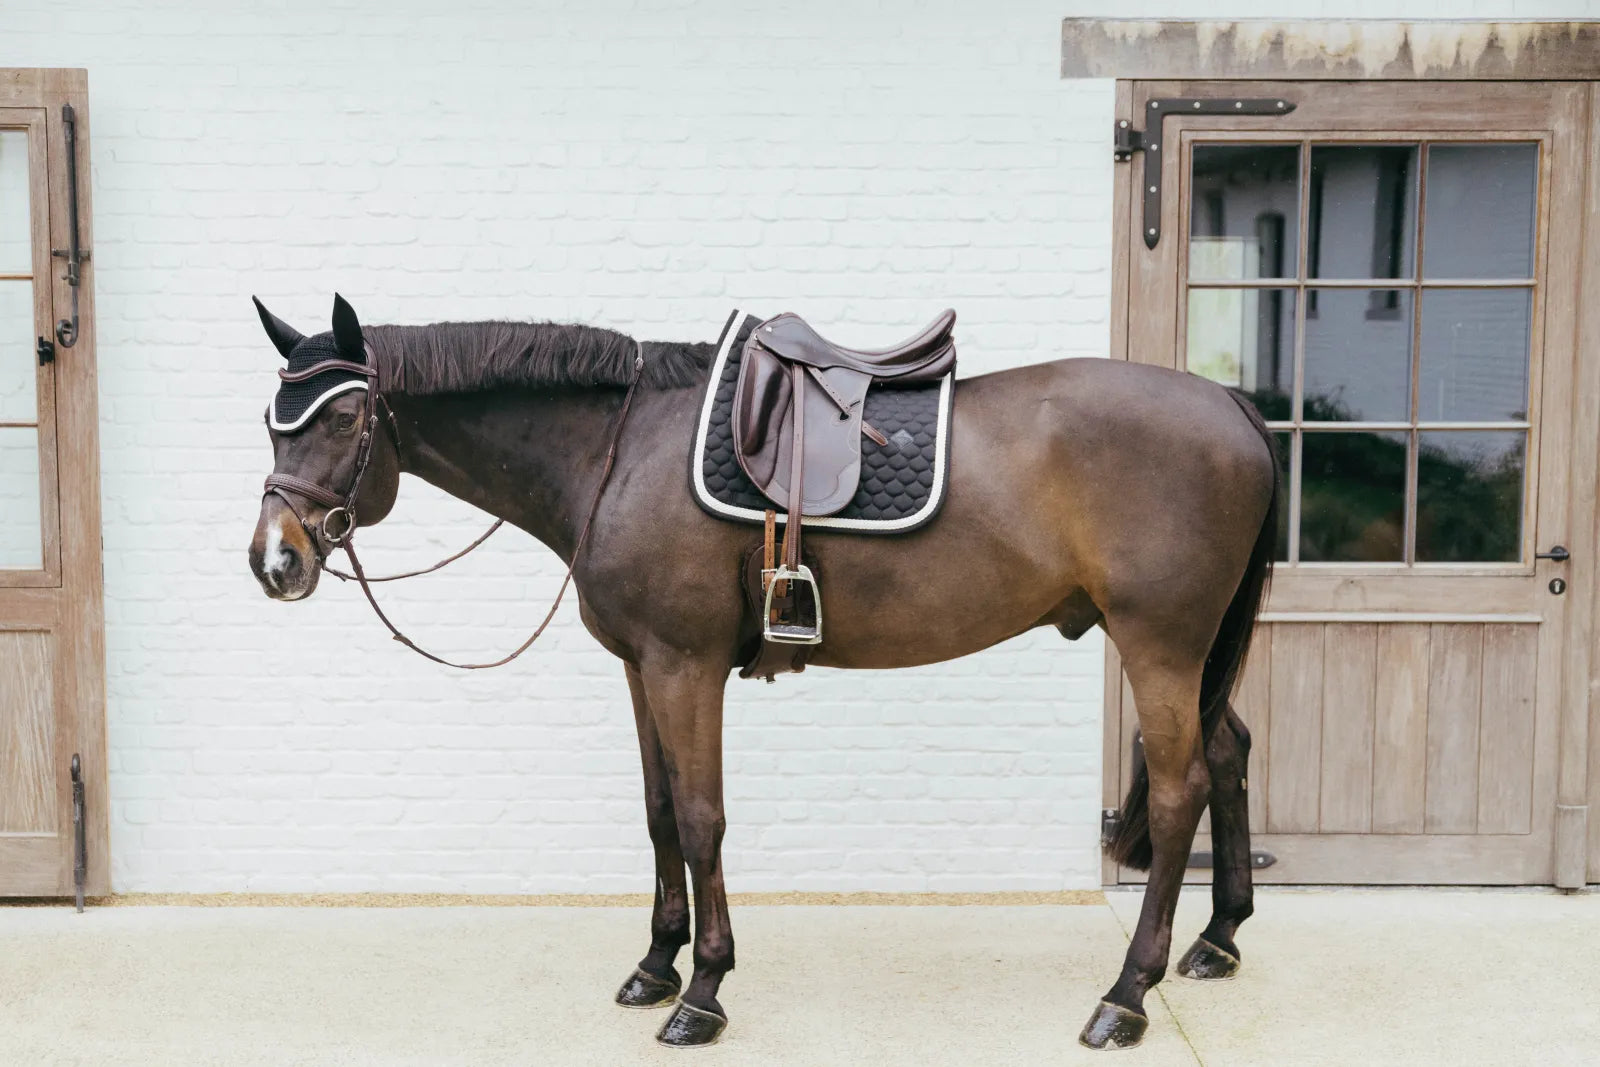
(0, 126), (43, 571)
(1185, 140), (1539, 565)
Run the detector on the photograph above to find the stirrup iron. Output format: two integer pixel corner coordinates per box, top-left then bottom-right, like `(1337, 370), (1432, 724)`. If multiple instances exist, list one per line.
(762, 563), (823, 645)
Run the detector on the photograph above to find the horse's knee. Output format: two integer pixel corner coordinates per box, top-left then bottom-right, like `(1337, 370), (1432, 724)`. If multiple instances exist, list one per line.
(1227, 711), (1252, 753)
(693, 927), (735, 975)
(675, 799), (726, 860)
(647, 792), (678, 844)
(1205, 712), (1251, 783)
(652, 906), (690, 947)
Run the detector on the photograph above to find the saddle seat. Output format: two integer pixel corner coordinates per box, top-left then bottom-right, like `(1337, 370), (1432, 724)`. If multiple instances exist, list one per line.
(730, 310), (957, 659)
(751, 308), (957, 377)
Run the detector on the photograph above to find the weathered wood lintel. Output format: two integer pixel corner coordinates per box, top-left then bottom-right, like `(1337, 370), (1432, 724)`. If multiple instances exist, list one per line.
(1063, 20), (1600, 81)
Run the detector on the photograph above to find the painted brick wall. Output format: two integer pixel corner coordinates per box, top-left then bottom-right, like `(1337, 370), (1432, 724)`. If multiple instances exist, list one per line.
(1, 0), (1590, 893)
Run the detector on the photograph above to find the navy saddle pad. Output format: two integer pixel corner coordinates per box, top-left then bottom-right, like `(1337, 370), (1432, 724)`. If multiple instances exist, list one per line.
(689, 309), (953, 534)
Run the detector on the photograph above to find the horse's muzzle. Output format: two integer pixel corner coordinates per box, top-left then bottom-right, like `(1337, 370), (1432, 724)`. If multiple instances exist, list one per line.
(250, 506), (322, 601)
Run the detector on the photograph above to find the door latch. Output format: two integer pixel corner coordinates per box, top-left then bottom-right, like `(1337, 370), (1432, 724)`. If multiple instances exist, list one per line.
(1536, 545), (1570, 562)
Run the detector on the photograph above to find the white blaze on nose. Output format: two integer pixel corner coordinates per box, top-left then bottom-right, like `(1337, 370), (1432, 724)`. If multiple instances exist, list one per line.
(263, 520), (292, 593)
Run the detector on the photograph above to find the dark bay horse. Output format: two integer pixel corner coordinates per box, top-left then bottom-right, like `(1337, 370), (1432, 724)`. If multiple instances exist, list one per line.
(247, 295), (1276, 1051)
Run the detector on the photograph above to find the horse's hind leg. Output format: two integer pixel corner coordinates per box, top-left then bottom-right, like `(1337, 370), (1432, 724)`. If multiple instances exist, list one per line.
(1178, 705), (1253, 981)
(613, 663), (691, 1009)
(1081, 649), (1209, 1050)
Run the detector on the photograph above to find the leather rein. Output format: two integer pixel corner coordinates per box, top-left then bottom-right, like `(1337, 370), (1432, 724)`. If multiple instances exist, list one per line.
(262, 342), (646, 670)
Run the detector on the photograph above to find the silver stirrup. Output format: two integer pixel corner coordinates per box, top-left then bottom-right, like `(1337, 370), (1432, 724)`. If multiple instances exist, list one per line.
(762, 563), (823, 645)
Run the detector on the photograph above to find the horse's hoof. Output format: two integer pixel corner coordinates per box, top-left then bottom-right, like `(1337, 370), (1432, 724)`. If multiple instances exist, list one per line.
(656, 1000), (728, 1048)
(615, 966), (682, 1009)
(1078, 1000), (1148, 1050)
(1177, 936), (1241, 981)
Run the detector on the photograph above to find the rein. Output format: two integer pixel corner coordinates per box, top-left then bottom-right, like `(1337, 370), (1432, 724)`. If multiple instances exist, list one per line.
(264, 342), (646, 670)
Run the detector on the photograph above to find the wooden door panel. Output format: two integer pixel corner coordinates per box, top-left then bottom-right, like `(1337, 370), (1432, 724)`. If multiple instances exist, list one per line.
(1425, 624), (1485, 834)
(0, 629), (55, 832)
(1265, 624), (1321, 834)
(1372, 623), (1430, 833)
(1225, 621), (1541, 841)
(1478, 625), (1538, 835)
(1320, 623), (1376, 833)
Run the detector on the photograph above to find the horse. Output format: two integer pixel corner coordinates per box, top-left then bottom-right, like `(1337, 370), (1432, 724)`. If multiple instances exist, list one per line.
(247, 294), (1277, 1051)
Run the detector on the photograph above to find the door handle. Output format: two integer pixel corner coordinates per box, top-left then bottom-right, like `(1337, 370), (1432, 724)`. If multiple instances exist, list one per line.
(1536, 546), (1570, 562)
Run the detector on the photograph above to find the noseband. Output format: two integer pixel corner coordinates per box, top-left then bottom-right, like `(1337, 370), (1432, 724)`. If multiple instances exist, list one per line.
(263, 340), (646, 669)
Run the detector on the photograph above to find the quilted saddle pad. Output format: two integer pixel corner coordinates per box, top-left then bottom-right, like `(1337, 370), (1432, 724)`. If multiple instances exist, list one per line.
(689, 309), (953, 534)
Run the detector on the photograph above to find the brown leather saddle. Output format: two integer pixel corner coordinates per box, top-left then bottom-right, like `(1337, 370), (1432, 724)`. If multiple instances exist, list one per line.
(732, 310), (957, 677)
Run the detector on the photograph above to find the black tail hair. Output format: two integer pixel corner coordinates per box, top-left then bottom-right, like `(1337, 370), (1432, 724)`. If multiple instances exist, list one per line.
(1105, 393), (1279, 870)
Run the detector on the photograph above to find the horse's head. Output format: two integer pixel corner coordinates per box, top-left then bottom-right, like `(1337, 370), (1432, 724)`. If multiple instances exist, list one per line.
(249, 294), (400, 601)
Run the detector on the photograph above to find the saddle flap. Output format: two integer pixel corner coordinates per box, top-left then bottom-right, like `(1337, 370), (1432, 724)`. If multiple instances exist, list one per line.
(733, 336), (870, 517)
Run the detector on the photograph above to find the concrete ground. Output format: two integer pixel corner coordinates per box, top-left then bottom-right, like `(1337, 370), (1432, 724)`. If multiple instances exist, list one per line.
(1, 889), (1596, 1066)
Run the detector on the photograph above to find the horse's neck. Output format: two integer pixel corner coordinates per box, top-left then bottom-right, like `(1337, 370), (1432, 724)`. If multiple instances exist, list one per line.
(388, 389), (624, 562)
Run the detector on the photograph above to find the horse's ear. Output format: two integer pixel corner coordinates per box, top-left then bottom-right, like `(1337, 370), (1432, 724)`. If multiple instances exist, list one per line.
(252, 296), (303, 359)
(331, 292), (363, 359)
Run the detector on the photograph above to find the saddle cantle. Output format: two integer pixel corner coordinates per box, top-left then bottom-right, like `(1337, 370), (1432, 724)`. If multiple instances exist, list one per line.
(733, 310), (956, 517)
(710, 309), (957, 678)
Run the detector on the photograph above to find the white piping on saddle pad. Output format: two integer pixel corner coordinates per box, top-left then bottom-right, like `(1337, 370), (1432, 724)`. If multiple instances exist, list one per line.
(690, 308), (954, 532)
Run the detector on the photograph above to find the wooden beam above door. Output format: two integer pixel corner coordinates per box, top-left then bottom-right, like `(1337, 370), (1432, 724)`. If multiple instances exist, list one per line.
(1063, 20), (1600, 82)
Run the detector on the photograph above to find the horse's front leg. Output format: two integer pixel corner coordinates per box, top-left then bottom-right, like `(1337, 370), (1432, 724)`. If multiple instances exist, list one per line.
(639, 655), (735, 1048)
(614, 662), (692, 1009)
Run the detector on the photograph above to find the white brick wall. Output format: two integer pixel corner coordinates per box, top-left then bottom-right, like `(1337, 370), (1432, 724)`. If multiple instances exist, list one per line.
(2, 0), (1591, 893)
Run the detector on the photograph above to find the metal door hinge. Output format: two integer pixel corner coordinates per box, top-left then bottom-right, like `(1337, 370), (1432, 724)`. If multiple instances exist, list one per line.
(51, 103), (90, 350)
(71, 754), (87, 912)
(1114, 97), (1297, 249)
(1188, 850), (1277, 870)
(36, 337), (54, 365)
(1101, 808), (1121, 848)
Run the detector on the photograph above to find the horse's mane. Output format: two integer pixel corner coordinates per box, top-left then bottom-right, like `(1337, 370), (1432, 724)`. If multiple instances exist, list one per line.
(364, 321), (709, 395)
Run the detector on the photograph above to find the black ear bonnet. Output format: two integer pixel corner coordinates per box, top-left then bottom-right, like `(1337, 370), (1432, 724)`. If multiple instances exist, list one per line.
(270, 332), (368, 431)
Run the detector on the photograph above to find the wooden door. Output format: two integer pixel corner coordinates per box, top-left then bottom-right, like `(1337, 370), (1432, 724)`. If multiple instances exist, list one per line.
(1107, 81), (1593, 885)
(0, 71), (107, 897)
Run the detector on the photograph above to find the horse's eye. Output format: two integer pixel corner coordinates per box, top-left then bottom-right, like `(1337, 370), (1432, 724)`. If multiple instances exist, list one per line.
(335, 413), (357, 432)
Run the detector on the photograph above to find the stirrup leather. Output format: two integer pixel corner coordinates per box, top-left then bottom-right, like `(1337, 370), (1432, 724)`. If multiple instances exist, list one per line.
(762, 563), (823, 644)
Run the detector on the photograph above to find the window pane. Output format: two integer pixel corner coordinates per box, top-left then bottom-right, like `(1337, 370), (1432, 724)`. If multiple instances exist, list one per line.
(1423, 144), (1538, 280)
(1309, 145), (1418, 280)
(1304, 289), (1412, 422)
(1300, 431), (1406, 562)
(1186, 288), (1295, 419)
(0, 425), (42, 570)
(1418, 289), (1531, 422)
(0, 129), (30, 274)
(1415, 431), (1524, 562)
(1189, 145), (1300, 281)
(0, 280), (35, 423)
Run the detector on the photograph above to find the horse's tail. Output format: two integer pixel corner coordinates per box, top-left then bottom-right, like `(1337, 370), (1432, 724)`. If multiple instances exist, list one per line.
(1105, 392), (1279, 871)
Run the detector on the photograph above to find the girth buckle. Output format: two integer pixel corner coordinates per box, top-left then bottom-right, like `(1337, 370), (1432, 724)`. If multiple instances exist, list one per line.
(761, 563), (823, 645)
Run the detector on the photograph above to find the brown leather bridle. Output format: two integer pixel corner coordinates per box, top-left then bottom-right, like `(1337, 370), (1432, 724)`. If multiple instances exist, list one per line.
(263, 341), (646, 669)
